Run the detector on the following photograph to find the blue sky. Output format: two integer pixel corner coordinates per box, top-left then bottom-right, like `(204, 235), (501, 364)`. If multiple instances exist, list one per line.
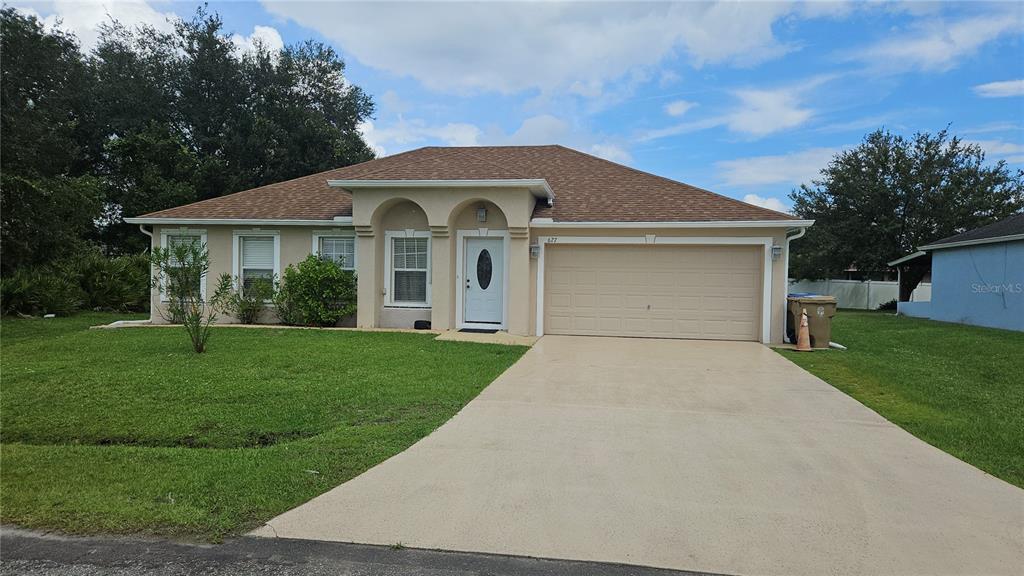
(17, 1), (1024, 212)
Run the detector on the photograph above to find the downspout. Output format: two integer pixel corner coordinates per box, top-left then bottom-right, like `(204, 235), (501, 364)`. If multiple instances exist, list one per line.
(783, 227), (807, 343)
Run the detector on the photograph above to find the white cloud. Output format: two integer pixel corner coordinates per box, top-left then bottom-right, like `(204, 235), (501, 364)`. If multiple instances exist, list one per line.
(967, 139), (1024, 163)
(638, 76), (830, 141)
(262, 1), (836, 95)
(973, 79), (1024, 98)
(358, 118), (482, 157)
(664, 100), (697, 117)
(14, 0), (177, 51)
(716, 147), (840, 187)
(742, 194), (790, 213)
(849, 10), (1023, 73)
(231, 25), (284, 56)
(960, 122), (1021, 135)
(589, 144), (633, 164)
(725, 86), (815, 137)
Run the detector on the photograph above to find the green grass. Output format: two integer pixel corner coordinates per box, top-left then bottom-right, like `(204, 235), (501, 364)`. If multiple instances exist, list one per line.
(0, 313), (526, 539)
(777, 311), (1024, 488)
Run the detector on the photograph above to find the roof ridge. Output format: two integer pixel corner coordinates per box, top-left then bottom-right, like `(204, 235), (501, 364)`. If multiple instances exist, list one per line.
(347, 146), (466, 179)
(450, 147), (534, 180)
(550, 144), (795, 220)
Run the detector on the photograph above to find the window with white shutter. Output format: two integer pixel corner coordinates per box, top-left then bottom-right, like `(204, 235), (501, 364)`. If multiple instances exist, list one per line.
(161, 231), (206, 300)
(240, 236), (275, 293)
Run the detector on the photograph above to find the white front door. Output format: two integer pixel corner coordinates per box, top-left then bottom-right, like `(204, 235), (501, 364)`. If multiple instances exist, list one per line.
(463, 237), (504, 325)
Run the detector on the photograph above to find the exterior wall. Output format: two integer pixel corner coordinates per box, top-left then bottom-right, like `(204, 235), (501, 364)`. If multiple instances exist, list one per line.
(352, 187), (536, 334)
(922, 240), (1023, 331)
(528, 227), (791, 343)
(149, 224), (351, 324)
(149, 212), (800, 342)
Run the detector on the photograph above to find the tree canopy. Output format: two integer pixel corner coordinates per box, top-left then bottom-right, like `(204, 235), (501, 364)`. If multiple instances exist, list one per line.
(1, 7), (375, 274)
(789, 128), (1024, 293)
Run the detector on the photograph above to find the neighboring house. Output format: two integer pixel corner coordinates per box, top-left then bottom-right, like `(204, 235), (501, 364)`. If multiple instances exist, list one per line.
(125, 145), (813, 343)
(893, 213), (1024, 331)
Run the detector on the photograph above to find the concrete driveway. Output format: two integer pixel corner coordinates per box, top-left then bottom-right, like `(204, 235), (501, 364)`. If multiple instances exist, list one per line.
(254, 336), (1024, 576)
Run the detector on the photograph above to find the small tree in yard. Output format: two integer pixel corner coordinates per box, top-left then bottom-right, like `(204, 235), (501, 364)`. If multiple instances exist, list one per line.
(274, 255), (356, 327)
(211, 273), (273, 324)
(790, 128), (1024, 299)
(150, 240), (214, 353)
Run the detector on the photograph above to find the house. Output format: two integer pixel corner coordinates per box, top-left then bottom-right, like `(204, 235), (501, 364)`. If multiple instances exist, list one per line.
(893, 213), (1024, 331)
(124, 145), (813, 343)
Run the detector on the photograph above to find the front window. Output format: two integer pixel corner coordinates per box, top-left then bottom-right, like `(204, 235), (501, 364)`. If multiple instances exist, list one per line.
(319, 236), (356, 270)
(164, 234), (203, 299)
(391, 236), (429, 304)
(240, 236), (275, 293)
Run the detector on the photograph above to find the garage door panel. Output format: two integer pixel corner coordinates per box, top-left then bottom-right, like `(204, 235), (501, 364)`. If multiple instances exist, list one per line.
(544, 244), (761, 341)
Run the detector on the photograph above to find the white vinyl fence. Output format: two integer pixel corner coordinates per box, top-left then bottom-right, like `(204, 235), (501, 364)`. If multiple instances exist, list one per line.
(788, 279), (932, 310)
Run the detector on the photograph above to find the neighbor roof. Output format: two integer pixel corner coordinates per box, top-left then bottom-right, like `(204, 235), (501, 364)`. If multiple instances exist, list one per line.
(921, 213), (1024, 250)
(134, 145), (796, 223)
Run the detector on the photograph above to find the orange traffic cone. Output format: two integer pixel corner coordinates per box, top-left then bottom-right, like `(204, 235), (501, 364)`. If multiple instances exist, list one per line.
(795, 308), (813, 352)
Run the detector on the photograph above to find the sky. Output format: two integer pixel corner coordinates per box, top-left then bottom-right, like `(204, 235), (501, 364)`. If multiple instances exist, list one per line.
(14, 1), (1024, 213)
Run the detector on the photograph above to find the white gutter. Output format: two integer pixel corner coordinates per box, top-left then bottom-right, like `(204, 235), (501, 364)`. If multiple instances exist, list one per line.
(887, 251), (928, 267)
(138, 224), (153, 240)
(529, 219), (815, 229)
(328, 178), (555, 205)
(919, 233), (1024, 251)
(783, 226), (808, 343)
(124, 217), (353, 226)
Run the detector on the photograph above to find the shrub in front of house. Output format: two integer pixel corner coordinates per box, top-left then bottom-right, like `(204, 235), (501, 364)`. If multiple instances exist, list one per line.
(70, 251), (150, 312)
(274, 255), (356, 327)
(211, 273), (274, 324)
(877, 299), (898, 311)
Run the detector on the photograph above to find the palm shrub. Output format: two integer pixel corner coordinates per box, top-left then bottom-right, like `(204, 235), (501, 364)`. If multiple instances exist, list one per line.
(274, 255), (356, 326)
(67, 251), (150, 311)
(0, 267), (83, 316)
(211, 273), (274, 324)
(150, 240), (214, 353)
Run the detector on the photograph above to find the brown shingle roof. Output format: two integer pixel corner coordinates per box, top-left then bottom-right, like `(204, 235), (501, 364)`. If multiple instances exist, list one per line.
(137, 145), (794, 222)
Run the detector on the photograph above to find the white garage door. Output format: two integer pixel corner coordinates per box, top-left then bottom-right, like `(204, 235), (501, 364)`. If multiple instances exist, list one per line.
(544, 244), (763, 341)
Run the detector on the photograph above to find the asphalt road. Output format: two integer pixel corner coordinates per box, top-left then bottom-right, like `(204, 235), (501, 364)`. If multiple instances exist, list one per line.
(0, 528), (726, 576)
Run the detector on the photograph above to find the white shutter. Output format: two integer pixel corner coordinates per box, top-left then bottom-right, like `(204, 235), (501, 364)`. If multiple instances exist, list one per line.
(242, 237), (274, 268)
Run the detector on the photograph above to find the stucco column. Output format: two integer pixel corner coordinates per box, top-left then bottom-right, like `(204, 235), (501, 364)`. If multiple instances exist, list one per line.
(507, 227), (531, 336)
(430, 225), (452, 331)
(355, 225), (377, 328)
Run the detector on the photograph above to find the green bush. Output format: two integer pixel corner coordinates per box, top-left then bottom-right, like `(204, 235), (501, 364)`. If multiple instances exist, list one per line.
(1, 250), (150, 317)
(0, 268), (84, 316)
(274, 255), (356, 327)
(211, 273), (273, 324)
(877, 299), (898, 311)
(66, 251), (150, 311)
(150, 240), (214, 353)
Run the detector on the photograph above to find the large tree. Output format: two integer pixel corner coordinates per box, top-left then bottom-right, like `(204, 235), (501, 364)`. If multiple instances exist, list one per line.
(0, 8), (103, 274)
(1, 7), (376, 267)
(790, 128), (1024, 299)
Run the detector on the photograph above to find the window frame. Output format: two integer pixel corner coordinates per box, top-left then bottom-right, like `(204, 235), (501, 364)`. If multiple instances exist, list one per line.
(232, 230), (280, 298)
(159, 228), (207, 302)
(311, 231), (357, 271)
(384, 230), (431, 308)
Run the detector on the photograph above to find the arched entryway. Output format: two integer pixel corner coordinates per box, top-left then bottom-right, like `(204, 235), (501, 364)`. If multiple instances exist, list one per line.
(449, 200), (509, 330)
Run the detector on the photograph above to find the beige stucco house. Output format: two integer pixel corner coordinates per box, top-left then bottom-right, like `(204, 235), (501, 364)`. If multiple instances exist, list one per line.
(125, 145), (812, 343)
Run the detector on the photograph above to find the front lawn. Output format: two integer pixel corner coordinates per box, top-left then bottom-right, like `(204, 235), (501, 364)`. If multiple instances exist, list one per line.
(0, 313), (526, 539)
(778, 311), (1024, 488)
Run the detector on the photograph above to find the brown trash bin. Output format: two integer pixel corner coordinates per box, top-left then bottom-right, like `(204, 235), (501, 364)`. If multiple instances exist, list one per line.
(787, 295), (837, 349)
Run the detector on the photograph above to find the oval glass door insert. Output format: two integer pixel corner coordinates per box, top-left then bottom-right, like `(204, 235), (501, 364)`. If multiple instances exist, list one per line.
(476, 249), (493, 290)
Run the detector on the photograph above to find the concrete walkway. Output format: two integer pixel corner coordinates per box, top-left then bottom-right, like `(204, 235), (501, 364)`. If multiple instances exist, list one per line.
(254, 336), (1024, 576)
